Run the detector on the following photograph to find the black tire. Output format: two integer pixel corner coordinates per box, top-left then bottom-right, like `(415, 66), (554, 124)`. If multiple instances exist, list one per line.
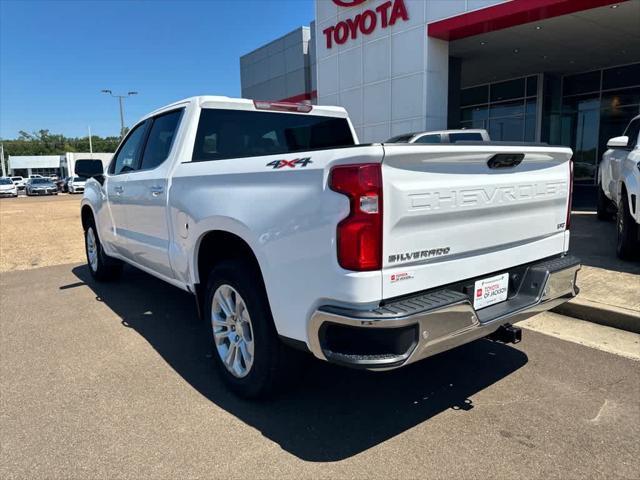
(84, 218), (123, 281)
(597, 184), (614, 221)
(203, 260), (303, 398)
(616, 191), (640, 260)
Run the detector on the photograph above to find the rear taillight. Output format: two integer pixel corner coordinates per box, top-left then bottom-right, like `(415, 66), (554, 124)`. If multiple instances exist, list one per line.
(566, 158), (574, 230)
(329, 163), (383, 271)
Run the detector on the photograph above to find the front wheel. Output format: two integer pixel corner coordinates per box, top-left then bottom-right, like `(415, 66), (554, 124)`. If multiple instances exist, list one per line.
(84, 222), (122, 281)
(204, 260), (303, 398)
(616, 192), (640, 260)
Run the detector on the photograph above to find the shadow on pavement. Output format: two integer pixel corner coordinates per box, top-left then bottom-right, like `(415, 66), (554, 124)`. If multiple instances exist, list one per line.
(71, 264), (528, 462)
(569, 212), (640, 274)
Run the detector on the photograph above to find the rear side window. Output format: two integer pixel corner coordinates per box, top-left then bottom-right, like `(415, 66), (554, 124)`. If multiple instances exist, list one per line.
(449, 132), (483, 143)
(192, 109), (355, 161)
(414, 134), (441, 144)
(140, 109), (183, 170)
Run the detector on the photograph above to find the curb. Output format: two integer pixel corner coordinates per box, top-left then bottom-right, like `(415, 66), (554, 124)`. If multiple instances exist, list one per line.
(552, 298), (640, 334)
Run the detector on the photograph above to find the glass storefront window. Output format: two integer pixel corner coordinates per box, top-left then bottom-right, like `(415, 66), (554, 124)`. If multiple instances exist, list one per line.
(459, 75), (540, 143)
(561, 63), (640, 184)
(488, 117), (524, 141)
(524, 115), (536, 142)
(460, 85), (488, 107)
(602, 64), (640, 90)
(461, 105), (488, 121)
(601, 87), (640, 110)
(563, 71), (600, 96)
(489, 100), (524, 118)
(526, 76), (538, 97)
(490, 78), (525, 102)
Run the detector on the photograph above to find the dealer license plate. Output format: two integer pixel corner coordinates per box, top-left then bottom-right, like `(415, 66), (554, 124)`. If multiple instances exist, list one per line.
(473, 273), (509, 310)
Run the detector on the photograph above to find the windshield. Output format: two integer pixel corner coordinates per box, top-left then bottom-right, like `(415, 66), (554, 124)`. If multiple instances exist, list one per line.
(11, 177), (21, 182)
(73, 177), (87, 182)
(0, 178), (13, 185)
(31, 178), (50, 184)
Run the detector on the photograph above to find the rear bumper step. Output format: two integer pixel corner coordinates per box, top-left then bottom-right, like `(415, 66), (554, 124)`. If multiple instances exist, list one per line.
(308, 255), (581, 370)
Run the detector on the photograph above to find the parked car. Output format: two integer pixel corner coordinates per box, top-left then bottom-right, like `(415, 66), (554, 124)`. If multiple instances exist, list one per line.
(79, 96), (580, 398)
(0, 177), (18, 197)
(28, 174), (44, 179)
(55, 177), (67, 192)
(387, 129), (491, 144)
(597, 114), (640, 259)
(68, 176), (87, 194)
(10, 176), (26, 192)
(25, 177), (58, 196)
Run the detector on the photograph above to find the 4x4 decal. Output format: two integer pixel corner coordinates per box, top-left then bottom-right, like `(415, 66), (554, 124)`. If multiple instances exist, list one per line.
(266, 157), (312, 169)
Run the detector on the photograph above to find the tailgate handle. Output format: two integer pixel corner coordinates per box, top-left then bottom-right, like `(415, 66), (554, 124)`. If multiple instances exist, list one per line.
(487, 153), (525, 169)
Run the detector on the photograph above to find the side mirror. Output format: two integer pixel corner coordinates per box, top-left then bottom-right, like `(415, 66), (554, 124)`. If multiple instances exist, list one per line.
(74, 159), (105, 184)
(607, 135), (629, 149)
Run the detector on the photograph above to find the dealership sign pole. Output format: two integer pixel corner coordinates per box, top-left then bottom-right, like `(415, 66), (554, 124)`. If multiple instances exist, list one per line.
(88, 126), (93, 158)
(0, 143), (6, 178)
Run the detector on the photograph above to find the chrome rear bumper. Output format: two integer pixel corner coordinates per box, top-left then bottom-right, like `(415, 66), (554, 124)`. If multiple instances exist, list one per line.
(308, 255), (581, 370)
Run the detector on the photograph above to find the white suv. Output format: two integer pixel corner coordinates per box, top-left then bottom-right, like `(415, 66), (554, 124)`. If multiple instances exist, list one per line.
(598, 115), (640, 259)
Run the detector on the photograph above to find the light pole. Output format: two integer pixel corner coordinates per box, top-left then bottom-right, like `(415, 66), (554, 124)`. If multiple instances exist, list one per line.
(101, 89), (138, 138)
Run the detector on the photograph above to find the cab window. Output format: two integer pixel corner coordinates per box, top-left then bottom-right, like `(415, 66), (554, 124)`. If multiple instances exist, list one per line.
(140, 109), (184, 170)
(109, 121), (149, 175)
(414, 134), (441, 144)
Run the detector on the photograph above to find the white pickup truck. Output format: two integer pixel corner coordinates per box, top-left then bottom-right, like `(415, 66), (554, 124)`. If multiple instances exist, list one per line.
(79, 96), (580, 397)
(597, 114), (640, 259)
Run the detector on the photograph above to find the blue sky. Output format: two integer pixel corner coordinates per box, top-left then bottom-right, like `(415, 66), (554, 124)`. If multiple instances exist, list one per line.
(0, 0), (314, 139)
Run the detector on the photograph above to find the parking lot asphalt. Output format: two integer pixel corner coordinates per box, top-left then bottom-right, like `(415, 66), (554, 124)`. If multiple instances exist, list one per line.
(1, 263), (639, 479)
(0, 194), (84, 272)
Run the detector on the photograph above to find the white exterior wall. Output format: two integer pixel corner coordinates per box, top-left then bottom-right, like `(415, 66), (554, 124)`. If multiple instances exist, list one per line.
(241, 27), (311, 101)
(8, 155), (60, 170)
(8, 153), (113, 177)
(63, 152), (113, 177)
(315, 0), (504, 142)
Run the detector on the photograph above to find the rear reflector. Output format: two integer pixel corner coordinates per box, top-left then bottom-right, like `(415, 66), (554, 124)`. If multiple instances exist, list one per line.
(253, 100), (312, 113)
(329, 163), (383, 271)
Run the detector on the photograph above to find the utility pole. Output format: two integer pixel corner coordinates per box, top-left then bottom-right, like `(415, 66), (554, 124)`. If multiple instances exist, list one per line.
(1, 143), (6, 177)
(101, 89), (138, 138)
(88, 126), (93, 158)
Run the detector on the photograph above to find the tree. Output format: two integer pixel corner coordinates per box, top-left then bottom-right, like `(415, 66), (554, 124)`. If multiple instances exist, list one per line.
(1, 130), (120, 157)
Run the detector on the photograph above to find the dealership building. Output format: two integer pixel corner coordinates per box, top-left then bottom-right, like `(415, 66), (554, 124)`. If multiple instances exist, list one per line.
(7, 152), (113, 179)
(240, 0), (640, 186)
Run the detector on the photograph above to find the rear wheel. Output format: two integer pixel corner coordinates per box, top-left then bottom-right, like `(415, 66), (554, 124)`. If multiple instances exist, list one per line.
(616, 191), (640, 260)
(84, 219), (122, 281)
(597, 183), (614, 221)
(204, 260), (303, 398)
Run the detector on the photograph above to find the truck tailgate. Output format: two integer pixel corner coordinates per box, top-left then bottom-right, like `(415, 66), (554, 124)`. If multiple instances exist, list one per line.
(381, 143), (573, 299)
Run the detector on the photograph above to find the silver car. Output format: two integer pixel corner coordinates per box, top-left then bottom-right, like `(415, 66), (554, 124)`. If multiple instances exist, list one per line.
(25, 178), (58, 196)
(387, 129), (491, 144)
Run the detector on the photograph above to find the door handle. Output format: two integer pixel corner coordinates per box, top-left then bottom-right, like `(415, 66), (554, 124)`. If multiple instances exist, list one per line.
(114, 186), (124, 194)
(150, 186), (164, 197)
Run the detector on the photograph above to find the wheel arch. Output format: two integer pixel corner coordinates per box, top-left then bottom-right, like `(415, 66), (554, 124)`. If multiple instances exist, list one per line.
(192, 229), (269, 320)
(81, 203), (95, 231)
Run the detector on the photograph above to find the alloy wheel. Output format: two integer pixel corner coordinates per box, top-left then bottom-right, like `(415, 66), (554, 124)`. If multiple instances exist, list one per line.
(211, 284), (255, 378)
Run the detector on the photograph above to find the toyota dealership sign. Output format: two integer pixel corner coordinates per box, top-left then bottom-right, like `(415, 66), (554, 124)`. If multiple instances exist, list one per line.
(323, 0), (409, 49)
(332, 0), (367, 6)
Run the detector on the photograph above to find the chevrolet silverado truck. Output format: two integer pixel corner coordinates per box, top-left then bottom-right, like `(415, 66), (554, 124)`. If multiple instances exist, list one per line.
(597, 114), (640, 259)
(78, 96), (581, 397)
